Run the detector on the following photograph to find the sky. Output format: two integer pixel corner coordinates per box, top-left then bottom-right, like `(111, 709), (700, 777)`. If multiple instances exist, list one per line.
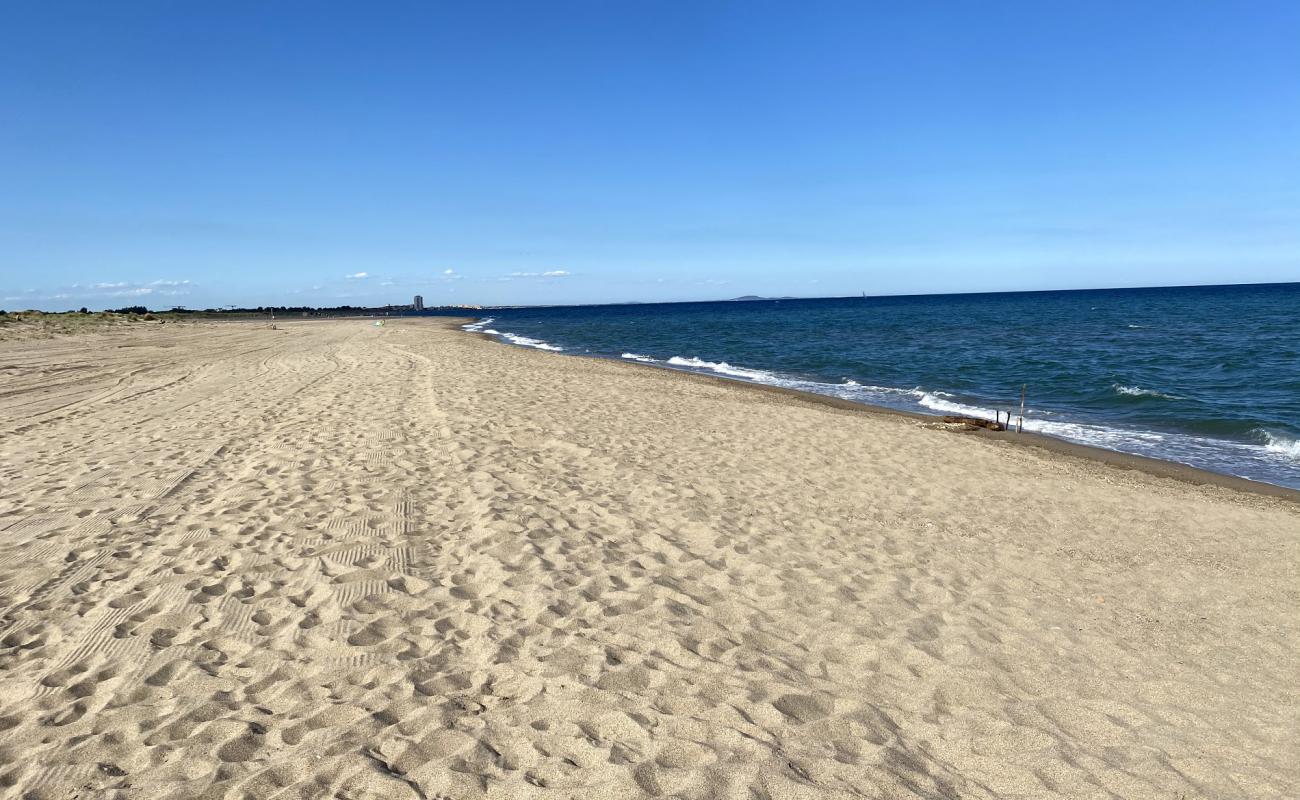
(2, 1), (1299, 310)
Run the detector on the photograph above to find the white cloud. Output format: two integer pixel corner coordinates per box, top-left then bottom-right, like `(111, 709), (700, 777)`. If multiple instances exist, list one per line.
(345, 272), (369, 279)
(4, 279), (195, 304)
(503, 270), (571, 280)
(443, 268), (454, 275)
(90, 279), (194, 297)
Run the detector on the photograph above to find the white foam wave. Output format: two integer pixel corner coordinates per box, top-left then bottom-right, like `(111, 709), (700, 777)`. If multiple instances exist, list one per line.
(462, 317), (563, 351)
(500, 332), (563, 351)
(1113, 384), (1180, 399)
(839, 379), (924, 397)
(915, 392), (1173, 449)
(917, 393), (996, 420)
(657, 357), (946, 414)
(665, 356), (782, 383)
(1260, 431), (1300, 461)
(621, 353), (658, 363)
(461, 317), (496, 332)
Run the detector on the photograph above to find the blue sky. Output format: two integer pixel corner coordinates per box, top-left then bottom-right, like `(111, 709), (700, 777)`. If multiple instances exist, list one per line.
(2, 1), (1298, 310)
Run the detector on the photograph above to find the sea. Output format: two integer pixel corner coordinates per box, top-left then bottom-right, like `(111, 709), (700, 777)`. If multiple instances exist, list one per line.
(461, 283), (1300, 490)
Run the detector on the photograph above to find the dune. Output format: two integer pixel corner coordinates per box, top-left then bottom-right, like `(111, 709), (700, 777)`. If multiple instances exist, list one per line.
(0, 318), (1296, 799)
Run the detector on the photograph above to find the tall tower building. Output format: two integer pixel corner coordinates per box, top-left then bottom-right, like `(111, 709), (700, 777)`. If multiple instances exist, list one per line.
(413, 295), (424, 311)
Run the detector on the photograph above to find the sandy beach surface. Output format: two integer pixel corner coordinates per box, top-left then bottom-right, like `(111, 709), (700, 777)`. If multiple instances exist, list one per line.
(1, 318), (1296, 800)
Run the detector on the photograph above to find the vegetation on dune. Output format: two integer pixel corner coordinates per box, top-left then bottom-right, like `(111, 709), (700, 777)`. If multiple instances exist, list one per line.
(0, 301), (474, 341)
(0, 310), (172, 341)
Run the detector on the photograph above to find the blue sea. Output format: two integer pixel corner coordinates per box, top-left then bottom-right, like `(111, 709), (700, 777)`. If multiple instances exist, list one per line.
(462, 283), (1300, 490)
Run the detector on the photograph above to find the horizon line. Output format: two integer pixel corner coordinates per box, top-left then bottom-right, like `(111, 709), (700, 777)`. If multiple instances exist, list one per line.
(7, 278), (1297, 314)
(480, 279), (1299, 311)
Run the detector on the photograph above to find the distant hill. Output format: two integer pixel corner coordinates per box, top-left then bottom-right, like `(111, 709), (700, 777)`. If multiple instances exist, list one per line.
(728, 295), (797, 301)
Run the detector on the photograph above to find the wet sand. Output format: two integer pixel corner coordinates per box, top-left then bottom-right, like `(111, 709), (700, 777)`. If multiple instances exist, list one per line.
(1, 318), (1297, 799)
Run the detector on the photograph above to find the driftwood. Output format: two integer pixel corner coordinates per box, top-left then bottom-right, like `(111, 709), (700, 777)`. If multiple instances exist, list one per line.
(941, 415), (1006, 431)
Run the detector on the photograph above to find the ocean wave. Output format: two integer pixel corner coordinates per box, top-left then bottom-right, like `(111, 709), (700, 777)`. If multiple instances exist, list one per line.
(917, 392), (995, 419)
(842, 381), (924, 397)
(1258, 430), (1300, 461)
(653, 355), (920, 404)
(1113, 384), (1180, 400)
(664, 356), (781, 383)
(915, 391), (1172, 448)
(462, 317), (564, 351)
(462, 317), (495, 332)
(656, 356), (961, 413)
(500, 332), (563, 352)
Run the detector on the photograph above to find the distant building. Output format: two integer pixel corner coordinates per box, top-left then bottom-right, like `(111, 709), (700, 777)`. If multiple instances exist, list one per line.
(413, 295), (424, 311)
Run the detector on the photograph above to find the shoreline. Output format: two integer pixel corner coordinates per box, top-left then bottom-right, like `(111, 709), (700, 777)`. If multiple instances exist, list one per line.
(450, 316), (1300, 505)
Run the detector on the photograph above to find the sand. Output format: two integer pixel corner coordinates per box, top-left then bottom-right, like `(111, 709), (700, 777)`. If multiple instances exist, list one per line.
(0, 318), (1296, 799)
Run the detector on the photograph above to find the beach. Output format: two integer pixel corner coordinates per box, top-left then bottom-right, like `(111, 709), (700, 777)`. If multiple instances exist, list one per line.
(1, 317), (1296, 798)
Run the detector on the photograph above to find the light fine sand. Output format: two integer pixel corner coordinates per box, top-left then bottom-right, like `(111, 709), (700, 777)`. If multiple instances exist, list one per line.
(0, 319), (1297, 799)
